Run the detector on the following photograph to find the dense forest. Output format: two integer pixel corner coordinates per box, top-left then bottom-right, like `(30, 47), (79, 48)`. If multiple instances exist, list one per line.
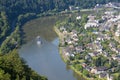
(0, 0), (119, 80)
(0, 0), (119, 20)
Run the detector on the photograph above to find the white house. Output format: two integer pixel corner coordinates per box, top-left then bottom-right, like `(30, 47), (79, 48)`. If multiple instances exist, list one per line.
(76, 16), (81, 20)
(85, 22), (99, 29)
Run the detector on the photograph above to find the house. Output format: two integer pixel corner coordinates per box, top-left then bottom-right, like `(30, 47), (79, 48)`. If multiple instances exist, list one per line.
(112, 54), (117, 60)
(105, 2), (116, 8)
(82, 63), (87, 68)
(86, 43), (94, 50)
(68, 45), (75, 51)
(85, 55), (91, 61)
(109, 43), (118, 53)
(115, 31), (120, 36)
(65, 38), (73, 45)
(59, 26), (66, 32)
(105, 11), (115, 15)
(69, 6), (79, 11)
(88, 53), (95, 57)
(91, 67), (97, 74)
(94, 4), (103, 9)
(63, 30), (68, 34)
(92, 31), (98, 34)
(102, 22), (112, 31)
(91, 67), (107, 74)
(94, 41), (103, 53)
(84, 22), (99, 29)
(99, 73), (107, 78)
(115, 23), (120, 36)
(99, 25), (109, 31)
(88, 14), (96, 20)
(70, 54), (75, 57)
(107, 74), (113, 80)
(115, 54), (120, 61)
(72, 36), (79, 42)
(109, 42), (116, 49)
(75, 46), (83, 53)
(85, 15), (100, 29)
(76, 16), (81, 20)
(93, 51), (99, 56)
(103, 51), (108, 57)
(117, 48), (120, 53)
(63, 48), (70, 56)
(85, 66), (91, 72)
(104, 34), (111, 40)
(97, 34), (105, 41)
(69, 6), (74, 11)
(71, 30), (78, 35)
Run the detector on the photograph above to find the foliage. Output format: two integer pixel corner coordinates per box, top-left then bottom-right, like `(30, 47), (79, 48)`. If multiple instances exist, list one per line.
(0, 25), (21, 54)
(83, 69), (89, 77)
(75, 64), (83, 72)
(0, 0), (119, 20)
(0, 11), (10, 41)
(113, 73), (120, 80)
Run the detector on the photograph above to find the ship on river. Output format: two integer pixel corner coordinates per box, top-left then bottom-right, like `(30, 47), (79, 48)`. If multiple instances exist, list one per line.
(36, 36), (42, 45)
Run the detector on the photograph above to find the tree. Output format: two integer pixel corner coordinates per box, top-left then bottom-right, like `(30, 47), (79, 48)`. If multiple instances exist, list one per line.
(83, 69), (89, 77)
(75, 64), (83, 72)
(0, 69), (11, 80)
(114, 74), (120, 80)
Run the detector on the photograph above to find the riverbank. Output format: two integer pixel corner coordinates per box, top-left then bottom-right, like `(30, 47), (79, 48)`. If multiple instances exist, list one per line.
(54, 27), (67, 62)
(54, 26), (89, 80)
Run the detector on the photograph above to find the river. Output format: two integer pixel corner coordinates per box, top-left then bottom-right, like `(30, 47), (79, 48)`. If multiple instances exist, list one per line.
(19, 37), (80, 80)
(18, 15), (84, 80)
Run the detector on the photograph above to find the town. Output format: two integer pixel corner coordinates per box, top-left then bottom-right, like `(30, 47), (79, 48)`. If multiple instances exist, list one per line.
(56, 2), (120, 80)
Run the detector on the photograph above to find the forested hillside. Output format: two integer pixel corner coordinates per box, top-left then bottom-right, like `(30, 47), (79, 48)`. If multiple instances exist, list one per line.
(0, 0), (119, 19)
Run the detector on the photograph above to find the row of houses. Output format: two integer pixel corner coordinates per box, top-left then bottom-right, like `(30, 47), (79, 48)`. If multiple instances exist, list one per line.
(81, 62), (113, 80)
(94, 2), (120, 9)
(84, 15), (100, 29)
(105, 2), (120, 9)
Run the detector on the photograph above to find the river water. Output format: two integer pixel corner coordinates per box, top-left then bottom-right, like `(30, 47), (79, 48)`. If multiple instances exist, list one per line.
(19, 37), (79, 80)
(18, 15), (86, 80)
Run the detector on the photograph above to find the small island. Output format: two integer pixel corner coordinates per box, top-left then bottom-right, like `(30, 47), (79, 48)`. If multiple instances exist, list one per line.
(55, 3), (120, 80)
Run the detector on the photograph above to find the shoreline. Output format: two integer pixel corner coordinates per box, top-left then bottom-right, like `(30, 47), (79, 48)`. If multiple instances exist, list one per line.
(54, 26), (90, 80)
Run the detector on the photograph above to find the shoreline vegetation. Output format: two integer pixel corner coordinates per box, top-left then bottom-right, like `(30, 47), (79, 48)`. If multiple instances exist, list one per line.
(54, 27), (89, 80)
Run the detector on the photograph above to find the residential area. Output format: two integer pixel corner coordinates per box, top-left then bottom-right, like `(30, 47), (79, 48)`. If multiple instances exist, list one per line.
(56, 3), (120, 80)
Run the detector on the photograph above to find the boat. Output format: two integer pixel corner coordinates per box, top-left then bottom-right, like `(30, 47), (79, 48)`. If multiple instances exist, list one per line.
(36, 36), (42, 45)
